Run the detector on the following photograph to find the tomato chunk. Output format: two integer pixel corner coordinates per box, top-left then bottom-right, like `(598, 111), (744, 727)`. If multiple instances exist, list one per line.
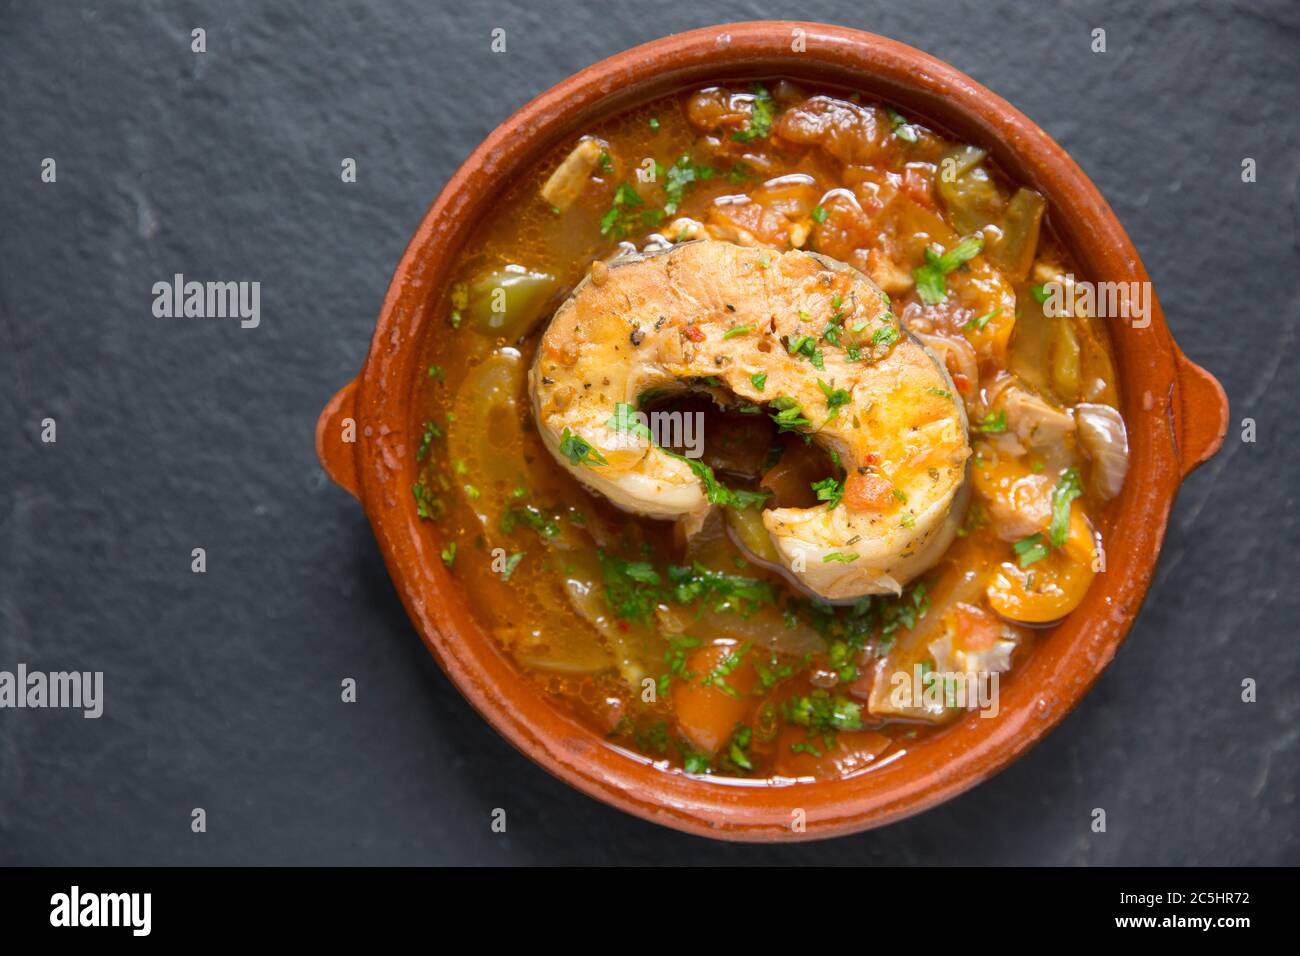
(843, 472), (895, 511)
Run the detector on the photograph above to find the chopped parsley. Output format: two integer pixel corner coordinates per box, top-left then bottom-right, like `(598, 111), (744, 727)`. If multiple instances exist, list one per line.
(660, 634), (702, 695)
(787, 333), (825, 369)
(663, 153), (716, 215)
(663, 450), (769, 510)
(605, 402), (652, 441)
(973, 409), (1008, 433)
(500, 552), (524, 580)
(817, 379), (852, 420)
(728, 163), (753, 183)
(770, 396), (813, 434)
(636, 386), (670, 409)
(500, 505), (561, 539)
(1049, 468), (1083, 547)
(559, 428), (608, 467)
(667, 564), (776, 610)
(606, 560), (778, 626)
(820, 312), (846, 346)
(416, 419), (442, 461)
(599, 550), (662, 624)
(964, 306), (1000, 331)
(1014, 533), (1050, 568)
(412, 481), (436, 520)
(871, 325), (900, 348)
(727, 725), (754, 771)
(440, 541), (457, 568)
(786, 691), (864, 734)
(722, 323), (754, 340)
(811, 205), (829, 223)
(682, 750), (710, 774)
(731, 83), (775, 142)
(701, 643), (751, 698)
(887, 107), (919, 143)
(913, 236), (985, 305)
(1031, 283), (1051, 304)
(823, 552), (859, 563)
(750, 372), (767, 392)
(633, 720), (671, 754)
(812, 476), (845, 510)
(599, 182), (649, 240)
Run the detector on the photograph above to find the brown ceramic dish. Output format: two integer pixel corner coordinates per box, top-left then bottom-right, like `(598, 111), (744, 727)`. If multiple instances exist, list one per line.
(316, 22), (1227, 840)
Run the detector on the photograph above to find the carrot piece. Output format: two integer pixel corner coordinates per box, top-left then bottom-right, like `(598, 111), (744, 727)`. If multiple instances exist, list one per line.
(773, 727), (892, 779)
(672, 643), (757, 754)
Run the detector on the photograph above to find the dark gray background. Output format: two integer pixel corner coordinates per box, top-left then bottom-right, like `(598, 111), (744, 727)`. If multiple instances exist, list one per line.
(2, 0), (1297, 865)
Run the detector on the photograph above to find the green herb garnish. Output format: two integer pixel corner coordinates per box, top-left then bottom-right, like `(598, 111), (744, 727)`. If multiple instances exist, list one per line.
(817, 379), (852, 420)
(887, 108), (918, 143)
(1014, 533), (1050, 568)
(913, 237), (984, 305)
(812, 476), (845, 510)
(416, 419), (442, 461)
(770, 396), (813, 434)
(1049, 468), (1083, 548)
(787, 333), (825, 369)
(871, 325), (900, 348)
(731, 84), (775, 143)
(964, 307), (1000, 331)
(822, 552), (859, 563)
(973, 409), (1008, 433)
(501, 552), (524, 580)
(663, 153), (716, 215)
(559, 428), (608, 466)
(663, 450), (769, 510)
(605, 402), (652, 441)
(599, 182), (647, 240)
(599, 550), (662, 623)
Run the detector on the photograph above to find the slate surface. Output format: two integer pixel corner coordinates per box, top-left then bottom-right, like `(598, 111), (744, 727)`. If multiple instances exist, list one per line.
(2, 0), (1297, 866)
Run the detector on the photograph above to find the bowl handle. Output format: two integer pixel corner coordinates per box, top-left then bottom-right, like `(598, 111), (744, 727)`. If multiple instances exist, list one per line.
(316, 378), (361, 500)
(1174, 350), (1228, 479)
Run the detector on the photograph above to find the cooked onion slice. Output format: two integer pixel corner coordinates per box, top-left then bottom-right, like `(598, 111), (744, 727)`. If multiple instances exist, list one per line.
(1074, 403), (1129, 500)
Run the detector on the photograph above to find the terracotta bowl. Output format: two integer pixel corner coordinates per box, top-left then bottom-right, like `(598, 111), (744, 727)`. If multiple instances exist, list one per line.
(316, 21), (1228, 840)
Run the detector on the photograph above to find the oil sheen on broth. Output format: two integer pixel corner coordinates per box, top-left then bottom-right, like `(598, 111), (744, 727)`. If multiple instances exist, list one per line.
(413, 81), (1128, 782)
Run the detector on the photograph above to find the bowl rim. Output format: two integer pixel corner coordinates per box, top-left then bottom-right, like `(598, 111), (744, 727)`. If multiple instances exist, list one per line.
(324, 21), (1227, 841)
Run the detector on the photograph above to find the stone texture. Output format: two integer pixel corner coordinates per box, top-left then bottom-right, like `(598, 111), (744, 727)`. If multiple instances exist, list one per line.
(1, 0), (1296, 864)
